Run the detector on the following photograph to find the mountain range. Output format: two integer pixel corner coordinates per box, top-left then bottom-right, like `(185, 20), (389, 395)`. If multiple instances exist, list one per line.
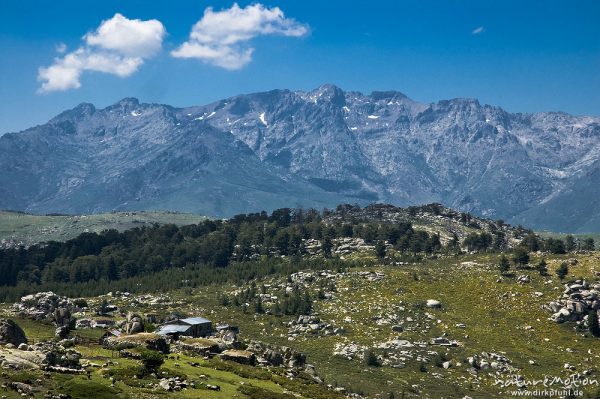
(1, 84), (599, 232)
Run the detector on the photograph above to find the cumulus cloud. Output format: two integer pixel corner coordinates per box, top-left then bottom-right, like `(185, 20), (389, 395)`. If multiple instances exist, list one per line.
(472, 26), (485, 35)
(171, 3), (308, 70)
(38, 13), (166, 93)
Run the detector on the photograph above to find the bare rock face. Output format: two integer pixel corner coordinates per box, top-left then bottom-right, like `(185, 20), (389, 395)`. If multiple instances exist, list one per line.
(0, 319), (27, 346)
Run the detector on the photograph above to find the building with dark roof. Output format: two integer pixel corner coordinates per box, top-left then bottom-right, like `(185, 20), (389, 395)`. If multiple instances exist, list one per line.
(156, 316), (212, 338)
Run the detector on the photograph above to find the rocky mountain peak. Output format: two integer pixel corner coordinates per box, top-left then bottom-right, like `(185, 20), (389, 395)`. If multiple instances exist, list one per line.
(305, 84), (346, 107)
(369, 90), (408, 102)
(50, 102), (96, 123)
(1, 85), (600, 232)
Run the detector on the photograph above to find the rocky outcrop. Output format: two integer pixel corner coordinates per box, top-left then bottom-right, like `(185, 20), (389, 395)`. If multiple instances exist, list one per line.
(333, 342), (368, 361)
(245, 340), (306, 369)
(158, 377), (188, 391)
(333, 238), (374, 255)
(13, 292), (76, 328)
(546, 280), (600, 325)
(467, 352), (516, 373)
(173, 338), (222, 356)
(0, 339), (82, 371)
(124, 312), (144, 334)
(104, 333), (169, 354)
(288, 315), (344, 337)
(0, 319), (27, 346)
(220, 349), (256, 365)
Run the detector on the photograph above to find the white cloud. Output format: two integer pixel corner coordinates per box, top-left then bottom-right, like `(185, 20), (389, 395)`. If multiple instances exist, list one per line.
(55, 43), (67, 54)
(84, 13), (165, 57)
(38, 13), (166, 93)
(172, 3), (308, 70)
(472, 26), (485, 35)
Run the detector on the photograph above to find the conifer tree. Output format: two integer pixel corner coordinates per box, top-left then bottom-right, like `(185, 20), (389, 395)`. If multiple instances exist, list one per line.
(498, 255), (510, 274)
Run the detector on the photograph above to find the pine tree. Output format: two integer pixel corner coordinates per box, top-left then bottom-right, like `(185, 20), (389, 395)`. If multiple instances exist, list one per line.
(536, 259), (548, 276)
(582, 238), (595, 251)
(375, 240), (387, 260)
(511, 247), (530, 267)
(564, 235), (577, 252)
(449, 233), (460, 251)
(106, 257), (119, 281)
(255, 299), (264, 314)
(273, 301), (282, 316)
(498, 255), (510, 274)
(321, 235), (333, 258)
(556, 262), (569, 280)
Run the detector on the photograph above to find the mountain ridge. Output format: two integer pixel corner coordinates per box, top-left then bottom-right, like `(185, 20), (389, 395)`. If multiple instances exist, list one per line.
(2, 84), (599, 232)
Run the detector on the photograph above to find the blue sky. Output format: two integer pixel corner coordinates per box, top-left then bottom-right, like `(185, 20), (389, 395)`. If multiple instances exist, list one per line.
(0, 0), (599, 134)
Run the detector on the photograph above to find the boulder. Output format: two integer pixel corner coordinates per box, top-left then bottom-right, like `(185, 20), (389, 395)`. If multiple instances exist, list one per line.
(124, 312), (144, 334)
(426, 299), (441, 308)
(159, 379), (172, 391)
(220, 349), (256, 365)
(104, 333), (169, 354)
(53, 307), (73, 327)
(264, 349), (284, 366)
(0, 319), (27, 346)
(55, 326), (70, 339)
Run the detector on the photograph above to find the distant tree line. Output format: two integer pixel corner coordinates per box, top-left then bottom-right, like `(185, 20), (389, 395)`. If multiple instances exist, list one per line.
(520, 233), (595, 254)
(0, 205), (594, 301)
(0, 206), (443, 297)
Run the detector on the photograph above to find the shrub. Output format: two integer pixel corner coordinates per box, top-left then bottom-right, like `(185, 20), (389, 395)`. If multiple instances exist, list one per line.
(364, 349), (380, 367)
(140, 349), (164, 374)
(73, 298), (88, 308)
